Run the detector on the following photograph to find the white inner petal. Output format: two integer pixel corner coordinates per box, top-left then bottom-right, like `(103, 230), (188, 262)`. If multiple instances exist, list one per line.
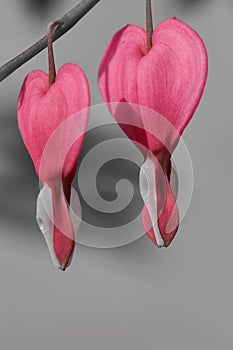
(36, 184), (82, 269)
(139, 156), (164, 247)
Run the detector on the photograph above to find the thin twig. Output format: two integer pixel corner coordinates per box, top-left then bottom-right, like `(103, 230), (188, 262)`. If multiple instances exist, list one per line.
(146, 0), (153, 52)
(0, 0), (102, 82)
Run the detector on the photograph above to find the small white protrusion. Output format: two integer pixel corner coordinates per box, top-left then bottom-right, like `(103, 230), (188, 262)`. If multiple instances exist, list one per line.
(139, 156), (164, 247)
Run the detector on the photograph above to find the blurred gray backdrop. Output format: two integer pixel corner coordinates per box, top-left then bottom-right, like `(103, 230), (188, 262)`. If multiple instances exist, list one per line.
(0, 0), (233, 349)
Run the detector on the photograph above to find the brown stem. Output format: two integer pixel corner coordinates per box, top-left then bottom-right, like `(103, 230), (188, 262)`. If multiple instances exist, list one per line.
(48, 21), (62, 86)
(146, 0), (153, 52)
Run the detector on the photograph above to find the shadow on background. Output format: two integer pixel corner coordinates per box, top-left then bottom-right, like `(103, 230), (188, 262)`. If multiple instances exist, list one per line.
(0, 108), (38, 237)
(172, 0), (210, 9)
(22, 0), (61, 17)
(74, 124), (143, 229)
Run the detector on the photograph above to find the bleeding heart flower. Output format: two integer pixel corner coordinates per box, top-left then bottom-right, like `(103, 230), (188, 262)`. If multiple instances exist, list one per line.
(98, 4), (208, 247)
(17, 21), (90, 270)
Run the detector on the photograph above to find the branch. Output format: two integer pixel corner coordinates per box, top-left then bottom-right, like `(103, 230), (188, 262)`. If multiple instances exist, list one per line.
(0, 0), (102, 82)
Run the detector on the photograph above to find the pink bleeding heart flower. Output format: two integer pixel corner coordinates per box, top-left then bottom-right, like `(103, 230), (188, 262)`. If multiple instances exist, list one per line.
(17, 22), (90, 270)
(98, 5), (208, 247)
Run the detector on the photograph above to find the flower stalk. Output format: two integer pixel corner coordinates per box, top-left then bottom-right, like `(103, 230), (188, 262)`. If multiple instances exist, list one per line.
(146, 0), (153, 52)
(48, 21), (62, 86)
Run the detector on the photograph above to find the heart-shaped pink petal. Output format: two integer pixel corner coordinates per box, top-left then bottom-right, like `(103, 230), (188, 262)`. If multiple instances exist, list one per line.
(18, 63), (90, 179)
(18, 63), (90, 269)
(98, 17), (208, 246)
(99, 18), (208, 150)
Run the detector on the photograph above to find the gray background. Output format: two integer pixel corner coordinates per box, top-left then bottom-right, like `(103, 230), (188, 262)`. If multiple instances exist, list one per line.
(0, 0), (233, 349)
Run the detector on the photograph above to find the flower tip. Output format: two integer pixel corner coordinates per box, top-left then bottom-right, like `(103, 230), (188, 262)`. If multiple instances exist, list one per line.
(59, 262), (68, 271)
(163, 239), (173, 248)
(157, 243), (165, 248)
